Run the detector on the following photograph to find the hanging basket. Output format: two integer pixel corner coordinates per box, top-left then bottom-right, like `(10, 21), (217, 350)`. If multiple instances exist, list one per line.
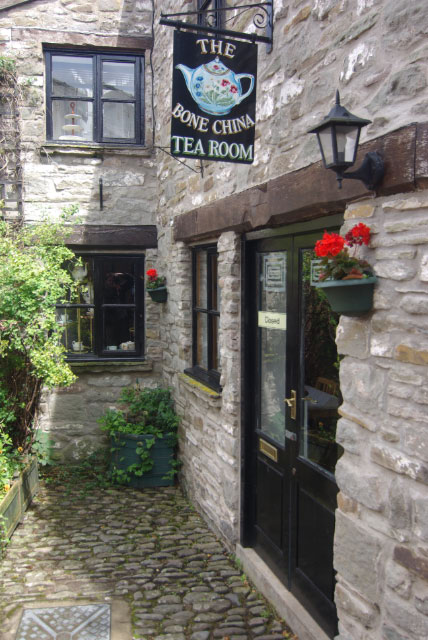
(313, 276), (377, 316)
(148, 286), (168, 303)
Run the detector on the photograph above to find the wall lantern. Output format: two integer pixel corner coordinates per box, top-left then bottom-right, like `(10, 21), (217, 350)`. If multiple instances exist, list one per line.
(308, 91), (384, 190)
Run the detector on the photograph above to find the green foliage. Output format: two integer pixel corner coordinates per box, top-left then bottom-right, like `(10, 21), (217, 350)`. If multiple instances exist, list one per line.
(40, 451), (112, 498)
(0, 207), (80, 450)
(0, 56), (16, 81)
(99, 386), (180, 443)
(0, 427), (24, 494)
(316, 251), (373, 281)
(99, 386), (180, 484)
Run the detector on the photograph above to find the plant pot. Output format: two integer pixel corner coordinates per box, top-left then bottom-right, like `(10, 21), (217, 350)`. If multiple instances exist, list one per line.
(148, 287), (167, 303)
(0, 457), (39, 540)
(110, 433), (174, 488)
(313, 276), (377, 316)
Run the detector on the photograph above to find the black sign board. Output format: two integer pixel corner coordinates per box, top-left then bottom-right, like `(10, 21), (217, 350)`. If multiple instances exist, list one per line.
(171, 30), (257, 164)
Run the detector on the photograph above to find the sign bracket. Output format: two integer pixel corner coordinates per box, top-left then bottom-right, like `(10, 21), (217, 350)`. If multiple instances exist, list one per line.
(160, 2), (274, 52)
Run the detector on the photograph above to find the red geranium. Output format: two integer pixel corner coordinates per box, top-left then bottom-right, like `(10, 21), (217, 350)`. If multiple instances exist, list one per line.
(146, 268), (166, 289)
(313, 223), (373, 281)
(345, 222), (371, 247)
(314, 232), (345, 258)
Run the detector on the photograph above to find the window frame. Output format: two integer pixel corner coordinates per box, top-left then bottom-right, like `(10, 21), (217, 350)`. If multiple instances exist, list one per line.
(197, 0), (224, 29)
(56, 254), (145, 361)
(45, 48), (145, 146)
(185, 244), (221, 391)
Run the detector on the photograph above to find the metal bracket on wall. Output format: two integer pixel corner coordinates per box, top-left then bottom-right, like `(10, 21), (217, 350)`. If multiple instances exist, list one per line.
(160, 2), (274, 53)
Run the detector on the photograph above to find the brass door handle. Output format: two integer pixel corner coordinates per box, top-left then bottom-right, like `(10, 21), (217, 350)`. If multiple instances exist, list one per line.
(284, 390), (297, 420)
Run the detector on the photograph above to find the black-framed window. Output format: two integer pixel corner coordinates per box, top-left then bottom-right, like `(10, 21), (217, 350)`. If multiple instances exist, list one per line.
(197, 0), (224, 29)
(45, 49), (145, 145)
(56, 255), (145, 359)
(185, 245), (221, 391)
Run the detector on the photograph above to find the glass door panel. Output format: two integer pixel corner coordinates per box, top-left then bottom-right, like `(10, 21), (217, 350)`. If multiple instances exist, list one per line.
(258, 251), (287, 444)
(299, 248), (343, 474)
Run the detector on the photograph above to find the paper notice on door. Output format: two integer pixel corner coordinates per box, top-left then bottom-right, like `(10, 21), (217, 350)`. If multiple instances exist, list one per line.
(258, 311), (287, 330)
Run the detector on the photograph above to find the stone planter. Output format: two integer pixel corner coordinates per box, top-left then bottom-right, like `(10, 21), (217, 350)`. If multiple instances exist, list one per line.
(313, 276), (377, 316)
(110, 433), (174, 488)
(0, 457), (39, 540)
(147, 286), (167, 303)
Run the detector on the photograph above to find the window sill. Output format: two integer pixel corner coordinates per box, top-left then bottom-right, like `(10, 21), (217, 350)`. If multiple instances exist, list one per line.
(182, 367), (222, 395)
(69, 358), (153, 374)
(40, 142), (154, 158)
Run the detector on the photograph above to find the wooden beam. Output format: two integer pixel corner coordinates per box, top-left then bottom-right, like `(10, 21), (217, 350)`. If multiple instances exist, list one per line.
(12, 28), (153, 51)
(66, 225), (157, 248)
(174, 123), (421, 242)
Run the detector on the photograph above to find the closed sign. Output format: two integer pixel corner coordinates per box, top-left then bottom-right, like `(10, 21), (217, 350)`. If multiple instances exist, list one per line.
(258, 312), (287, 330)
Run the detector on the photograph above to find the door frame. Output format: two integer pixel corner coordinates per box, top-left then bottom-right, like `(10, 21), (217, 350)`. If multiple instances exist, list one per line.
(240, 214), (344, 628)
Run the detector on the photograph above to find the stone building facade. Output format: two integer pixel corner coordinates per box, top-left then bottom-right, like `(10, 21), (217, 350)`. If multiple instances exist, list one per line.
(1, 1), (428, 640)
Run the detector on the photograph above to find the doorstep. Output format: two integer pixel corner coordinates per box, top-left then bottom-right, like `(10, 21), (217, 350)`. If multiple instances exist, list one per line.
(236, 544), (331, 640)
(2, 598), (132, 640)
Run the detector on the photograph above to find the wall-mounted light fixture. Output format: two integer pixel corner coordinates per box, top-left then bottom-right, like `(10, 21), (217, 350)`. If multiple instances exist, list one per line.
(308, 91), (384, 190)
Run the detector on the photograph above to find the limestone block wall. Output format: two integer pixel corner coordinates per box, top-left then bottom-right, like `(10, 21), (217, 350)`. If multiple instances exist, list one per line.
(153, 0), (428, 223)
(334, 192), (428, 640)
(0, 0), (157, 225)
(38, 361), (162, 461)
(161, 231), (242, 543)
(0, 1), (163, 455)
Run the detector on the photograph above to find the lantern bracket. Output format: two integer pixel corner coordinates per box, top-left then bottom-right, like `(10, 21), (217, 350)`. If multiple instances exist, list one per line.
(336, 151), (384, 190)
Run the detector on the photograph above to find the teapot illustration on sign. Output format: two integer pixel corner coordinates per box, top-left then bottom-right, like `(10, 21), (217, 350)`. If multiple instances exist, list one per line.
(176, 57), (255, 116)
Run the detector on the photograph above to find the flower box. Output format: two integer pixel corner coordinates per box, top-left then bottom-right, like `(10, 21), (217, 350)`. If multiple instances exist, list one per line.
(110, 433), (174, 488)
(148, 286), (168, 303)
(313, 276), (377, 316)
(0, 457), (39, 540)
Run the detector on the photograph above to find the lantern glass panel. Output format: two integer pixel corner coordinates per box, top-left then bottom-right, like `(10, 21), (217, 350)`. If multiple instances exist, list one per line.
(318, 127), (335, 166)
(335, 125), (359, 165)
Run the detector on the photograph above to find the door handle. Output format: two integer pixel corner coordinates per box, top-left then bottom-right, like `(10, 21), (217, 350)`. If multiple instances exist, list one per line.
(303, 396), (318, 404)
(284, 390), (297, 420)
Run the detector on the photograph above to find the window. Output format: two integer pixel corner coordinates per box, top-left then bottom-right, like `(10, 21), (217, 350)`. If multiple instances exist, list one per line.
(197, 0), (224, 29)
(45, 50), (145, 144)
(57, 256), (145, 359)
(185, 245), (221, 390)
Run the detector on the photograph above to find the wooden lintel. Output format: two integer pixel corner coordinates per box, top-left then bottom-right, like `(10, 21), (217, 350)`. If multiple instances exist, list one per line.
(12, 28), (153, 51)
(66, 225), (157, 248)
(174, 123), (422, 243)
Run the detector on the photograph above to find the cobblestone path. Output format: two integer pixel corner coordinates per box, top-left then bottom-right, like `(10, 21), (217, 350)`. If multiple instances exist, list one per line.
(0, 480), (295, 640)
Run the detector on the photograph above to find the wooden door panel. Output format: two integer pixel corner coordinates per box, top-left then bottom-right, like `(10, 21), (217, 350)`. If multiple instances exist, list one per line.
(256, 458), (284, 549)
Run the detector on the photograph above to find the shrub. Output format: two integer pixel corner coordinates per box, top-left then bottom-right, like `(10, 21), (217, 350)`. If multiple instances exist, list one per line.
(0, 208), (80, 450)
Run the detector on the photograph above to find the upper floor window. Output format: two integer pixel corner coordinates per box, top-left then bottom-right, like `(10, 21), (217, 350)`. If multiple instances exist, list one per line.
(197, 0), (224, 29)
(56, 255), (145, 359)
(45, 50), (145, 145)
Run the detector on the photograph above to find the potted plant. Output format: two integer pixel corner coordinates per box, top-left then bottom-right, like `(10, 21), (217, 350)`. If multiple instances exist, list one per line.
(99, 385), (179, 488)
(311, 223), (377, 316)
(146, 268), (167, 302)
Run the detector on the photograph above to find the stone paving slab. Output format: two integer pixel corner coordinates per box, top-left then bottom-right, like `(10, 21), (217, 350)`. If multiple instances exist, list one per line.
(0, 481), (296, 640)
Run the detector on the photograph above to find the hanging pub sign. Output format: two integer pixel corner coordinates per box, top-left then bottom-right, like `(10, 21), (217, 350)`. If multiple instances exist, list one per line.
(171, 30), (257, 164)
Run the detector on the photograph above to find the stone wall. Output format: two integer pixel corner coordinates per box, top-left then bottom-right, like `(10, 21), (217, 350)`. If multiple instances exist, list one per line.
(0, 0), (162, 457)
(153, 0), (428, 222)
(334, 192), (428, 639)
(160, 231), (242, 544)
(0, 0), (157, 225)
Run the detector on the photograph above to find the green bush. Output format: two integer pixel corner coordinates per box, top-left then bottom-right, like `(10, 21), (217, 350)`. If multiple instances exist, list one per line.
(99, 386), (180, 442)
(99, 386), (180, 484)
(0, 208), (80, 451)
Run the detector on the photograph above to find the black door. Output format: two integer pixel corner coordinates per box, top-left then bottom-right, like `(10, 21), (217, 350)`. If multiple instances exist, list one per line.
(243, 218), (343, 638)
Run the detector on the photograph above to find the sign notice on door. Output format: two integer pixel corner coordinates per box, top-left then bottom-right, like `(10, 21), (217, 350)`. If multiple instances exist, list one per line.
(258, 311), (287, 330)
